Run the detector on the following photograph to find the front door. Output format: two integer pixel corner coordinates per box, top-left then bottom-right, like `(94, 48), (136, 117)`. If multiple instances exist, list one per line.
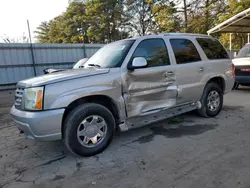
(122, 38), (178, 118)
(169, 38), (204, 104)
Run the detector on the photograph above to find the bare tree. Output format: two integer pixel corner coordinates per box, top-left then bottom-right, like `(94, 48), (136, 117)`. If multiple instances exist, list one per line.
(1, 34), (29, 43)
(125, 0), (172, 36)
(175, 0), (194, 32)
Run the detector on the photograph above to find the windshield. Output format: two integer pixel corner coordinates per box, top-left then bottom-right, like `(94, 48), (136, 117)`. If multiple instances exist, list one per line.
(84, 40), (135, 68)
(236, 44), (250, 58)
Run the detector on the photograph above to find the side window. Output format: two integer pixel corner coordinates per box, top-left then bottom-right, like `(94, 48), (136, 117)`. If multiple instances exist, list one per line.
(170, 39), (201, 64)
(196, 38), (229, 59)
(132, 39), (170, 67)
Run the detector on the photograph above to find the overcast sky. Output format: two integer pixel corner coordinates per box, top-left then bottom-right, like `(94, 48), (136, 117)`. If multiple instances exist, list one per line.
(0, 0), (69, 43)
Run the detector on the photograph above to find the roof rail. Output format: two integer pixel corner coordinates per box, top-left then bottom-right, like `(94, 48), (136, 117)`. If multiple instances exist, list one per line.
(159, 32), (209, 37)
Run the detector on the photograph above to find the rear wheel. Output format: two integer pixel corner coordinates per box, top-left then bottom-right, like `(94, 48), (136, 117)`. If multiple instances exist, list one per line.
(64, 103), (115, 156)
(197, 82), (223, 117)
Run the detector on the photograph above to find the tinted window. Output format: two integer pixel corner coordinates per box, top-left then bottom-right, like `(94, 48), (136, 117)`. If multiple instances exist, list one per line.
(197, 38), (229, 59)
(132, 39), (170, 67)
(236, 44), (250, 58)
(170, 39), (201, 64)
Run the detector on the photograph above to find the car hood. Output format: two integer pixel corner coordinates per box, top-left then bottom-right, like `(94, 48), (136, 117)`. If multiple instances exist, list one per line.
(18, 68), (110, 87)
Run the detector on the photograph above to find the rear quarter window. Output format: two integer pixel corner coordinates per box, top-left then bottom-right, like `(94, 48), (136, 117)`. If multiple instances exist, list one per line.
(196, 38), (229, 60)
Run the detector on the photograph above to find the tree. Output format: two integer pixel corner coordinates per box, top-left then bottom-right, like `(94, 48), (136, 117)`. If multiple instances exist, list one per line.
(183, 0), (188, 31)
(85, 0), (128, 43)
(1, 34), (29, 43)
(154, 2), (181, 33)
(35, 1), (88, 43)
(35, 0), (129, 43)
(124, 0), (179, 36)
(51, 1), (88, 43)
(35, 0), (250, 49)
(186, 0), (228, 34)
(175, 0), (191, 32)
(34, 21), (51, 43)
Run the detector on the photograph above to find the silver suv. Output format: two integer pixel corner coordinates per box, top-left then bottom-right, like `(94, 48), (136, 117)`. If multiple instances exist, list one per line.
(11, 33), (234, 156)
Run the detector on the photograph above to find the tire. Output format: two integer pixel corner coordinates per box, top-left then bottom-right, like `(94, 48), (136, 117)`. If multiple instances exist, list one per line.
(64, 103), (115, 156)
(197, 82), (223, 118)
(232, 81), (239, 90)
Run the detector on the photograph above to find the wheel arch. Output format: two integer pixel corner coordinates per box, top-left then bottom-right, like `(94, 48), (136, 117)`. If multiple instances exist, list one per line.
(198, 76), (225, 117)
(61, 95), (120, 138)
(206, 76), (226, 93)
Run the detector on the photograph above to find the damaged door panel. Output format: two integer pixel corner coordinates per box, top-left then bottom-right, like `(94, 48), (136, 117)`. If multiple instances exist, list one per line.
(122, 38), (178, 118)
(124, 68), (177, 117)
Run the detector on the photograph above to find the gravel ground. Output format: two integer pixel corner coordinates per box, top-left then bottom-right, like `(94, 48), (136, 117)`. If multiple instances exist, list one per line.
(0, 88), (250, 188)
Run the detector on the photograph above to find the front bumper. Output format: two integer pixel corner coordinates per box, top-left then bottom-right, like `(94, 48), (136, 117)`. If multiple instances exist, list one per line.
(10, 106), (65, 141)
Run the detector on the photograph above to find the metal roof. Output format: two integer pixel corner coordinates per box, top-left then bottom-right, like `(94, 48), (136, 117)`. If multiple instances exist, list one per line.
(207, 8), (250, 34)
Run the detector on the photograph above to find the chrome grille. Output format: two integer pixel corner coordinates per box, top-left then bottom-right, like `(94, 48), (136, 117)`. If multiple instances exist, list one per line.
(15, 87), (24, 106)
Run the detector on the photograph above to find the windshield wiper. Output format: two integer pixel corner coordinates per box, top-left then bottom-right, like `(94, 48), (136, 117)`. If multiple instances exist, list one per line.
(88, 64), (101, 68)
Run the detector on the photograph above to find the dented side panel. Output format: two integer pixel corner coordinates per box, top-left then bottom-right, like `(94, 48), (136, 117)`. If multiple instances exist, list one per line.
(44, 68), (127, 121)
(122, 66), (178, 118)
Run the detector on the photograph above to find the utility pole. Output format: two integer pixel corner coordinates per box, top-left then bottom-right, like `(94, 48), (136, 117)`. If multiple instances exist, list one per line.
(183, 0), (188, 32)
(27, 20), (37, 76)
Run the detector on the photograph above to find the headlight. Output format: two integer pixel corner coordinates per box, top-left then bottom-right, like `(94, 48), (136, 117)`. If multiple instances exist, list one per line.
(25, 87), (44, 110)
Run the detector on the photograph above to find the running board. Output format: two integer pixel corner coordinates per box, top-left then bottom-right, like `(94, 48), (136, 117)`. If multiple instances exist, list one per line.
(119, 102), (201, 131)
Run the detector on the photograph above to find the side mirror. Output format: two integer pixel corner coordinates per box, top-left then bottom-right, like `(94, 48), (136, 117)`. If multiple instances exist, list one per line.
(129, 57), (147, 70)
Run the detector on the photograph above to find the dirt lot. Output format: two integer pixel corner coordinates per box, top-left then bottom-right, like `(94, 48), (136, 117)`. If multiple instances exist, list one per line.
(1, 88), (250, 188)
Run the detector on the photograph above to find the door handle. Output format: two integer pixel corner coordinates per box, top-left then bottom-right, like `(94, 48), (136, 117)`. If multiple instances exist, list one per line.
(164, 71), (174, 77)
(198, 67), (204, 72)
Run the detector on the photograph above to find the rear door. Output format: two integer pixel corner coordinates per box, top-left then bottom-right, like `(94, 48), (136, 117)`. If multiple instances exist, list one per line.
(122, 38), (178, 118)
(169, 38), (204, 104)
(196, 37), (232, 91)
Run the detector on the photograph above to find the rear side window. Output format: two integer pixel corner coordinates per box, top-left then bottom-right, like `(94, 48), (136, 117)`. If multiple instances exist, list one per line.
(170, 39), (201, 64)
(196, 38), (229, 59)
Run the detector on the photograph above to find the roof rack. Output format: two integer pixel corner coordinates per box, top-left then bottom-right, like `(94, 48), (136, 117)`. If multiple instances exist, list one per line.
(159, 32), (210, 37)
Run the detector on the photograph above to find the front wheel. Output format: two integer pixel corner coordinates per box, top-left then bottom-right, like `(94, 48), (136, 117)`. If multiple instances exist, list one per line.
(64, 103), (115, 156)
(197, 82), (223, 117)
